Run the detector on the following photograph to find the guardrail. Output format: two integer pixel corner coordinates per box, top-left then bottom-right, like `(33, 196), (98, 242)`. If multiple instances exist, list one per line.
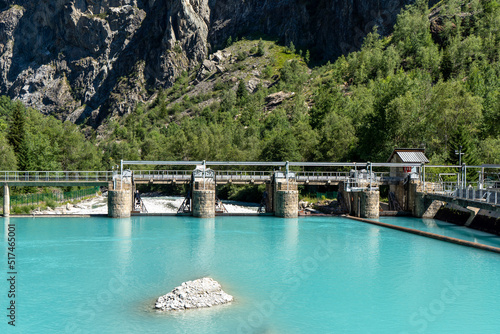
(130, 170), (402, 184)
(131, 170), (192, 181)
(130, 170), (409, 185)
(215, 170), (272, 182)
(450, 188), (500, 205)
(0, 171), (114, 183)
(296, 171), (349, 181)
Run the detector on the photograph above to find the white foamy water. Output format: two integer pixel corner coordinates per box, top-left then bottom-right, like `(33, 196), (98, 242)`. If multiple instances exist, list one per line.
(141, 196), (260, 214)
(34, 195), (260, 215)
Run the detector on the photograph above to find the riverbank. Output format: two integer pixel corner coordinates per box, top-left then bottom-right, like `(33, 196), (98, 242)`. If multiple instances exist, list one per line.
(32, 195), (108, 215)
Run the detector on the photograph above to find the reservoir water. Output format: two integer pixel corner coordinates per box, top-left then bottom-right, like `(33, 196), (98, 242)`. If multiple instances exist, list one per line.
(1, 216), (500, 333)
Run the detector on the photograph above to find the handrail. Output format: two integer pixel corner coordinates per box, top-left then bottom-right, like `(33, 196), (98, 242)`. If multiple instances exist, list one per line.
(0, 171), (114, 182)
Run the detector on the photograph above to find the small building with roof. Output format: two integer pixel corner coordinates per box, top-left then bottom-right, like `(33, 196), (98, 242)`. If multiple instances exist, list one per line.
(387, 148), (429, 211)
(388, 148), (429, 179)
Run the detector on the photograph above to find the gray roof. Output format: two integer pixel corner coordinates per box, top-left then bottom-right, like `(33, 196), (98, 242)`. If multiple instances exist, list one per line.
(395, 151), (429, 163)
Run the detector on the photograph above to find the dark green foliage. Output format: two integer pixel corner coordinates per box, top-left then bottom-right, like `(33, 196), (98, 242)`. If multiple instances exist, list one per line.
(0, 96), (102, 171)
(7, 102), (29, 169)
(97, 0), (500, 166)
(279, 59), (308, 91)
(218, 184), (265, 202)
(236, 79), (248, 103)
(447, 126), (479, 166)
(2, 0), (499, 171)
(0, 133), (17, 170)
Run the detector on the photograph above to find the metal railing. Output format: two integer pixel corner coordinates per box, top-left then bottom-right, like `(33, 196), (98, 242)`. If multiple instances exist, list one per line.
(131, 170), (192, 181)
(215, 170), (272, 182)
(0, 171), (114, 183)
(129, 170), (403, 184)
(450, 187), (500, 205)
(295, 171), (350, 181)
(10, 187), (100, 207)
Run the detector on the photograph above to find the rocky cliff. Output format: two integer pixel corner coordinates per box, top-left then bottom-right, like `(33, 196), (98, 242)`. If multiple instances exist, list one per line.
(0, 0), (414, 127)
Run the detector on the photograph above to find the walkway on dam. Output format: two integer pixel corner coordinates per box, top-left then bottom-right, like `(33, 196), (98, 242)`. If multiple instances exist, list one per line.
(1, 160), (499, 216)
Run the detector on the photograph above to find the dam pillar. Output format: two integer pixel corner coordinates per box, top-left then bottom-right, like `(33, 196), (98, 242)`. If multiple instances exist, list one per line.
(344, 187), (380, 219)
(108, 180), (132, 218)
(274, 181), (298, 218)
(3, 185), (10, 217)
(192, 179), (216, 218)
(354, 189), (379, 219)
(265, 182), (274, 213)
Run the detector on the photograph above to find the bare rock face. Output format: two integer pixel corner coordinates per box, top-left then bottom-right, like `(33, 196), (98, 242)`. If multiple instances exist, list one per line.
(265, 91), (295, 110)
(0, 0), (417, 128)
(0, 0), (210, 126)
(154, 277), (233, 311)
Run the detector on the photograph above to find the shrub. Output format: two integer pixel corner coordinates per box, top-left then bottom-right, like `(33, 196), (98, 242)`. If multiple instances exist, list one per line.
(45, 199), (57, 209)
(257, 39), (265, 56)
(237, 51), (248, 61)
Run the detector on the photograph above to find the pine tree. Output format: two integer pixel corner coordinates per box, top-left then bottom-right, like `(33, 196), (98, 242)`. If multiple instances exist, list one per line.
(7, 102), (30, 170)
(447, 125), (478, 166)
(236, 79), (248, 103)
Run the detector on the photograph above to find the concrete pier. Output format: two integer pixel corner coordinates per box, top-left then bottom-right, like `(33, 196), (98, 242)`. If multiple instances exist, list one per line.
(274, 181), (298, 218)
(355, 190), (379, 219)
(341, 185), (380, 219)
(108, 189), (132, 218)
(265, 182), (274, 213)
(193, 189), (216, 218)
(192, 179), (216, 218)
(3, 185), (9, 217)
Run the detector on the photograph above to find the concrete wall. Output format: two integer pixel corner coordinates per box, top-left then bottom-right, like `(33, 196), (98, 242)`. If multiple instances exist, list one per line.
(108, 189), (132, 218)
(275, 190), (298, 218)
(469, 210), (500, 236)
(3, 185), (9, 217)
(356, 190), (379, 219)
(193, 190), (215, 218)
(389, 182), (405, 211)
(343, 188), (380, 219)
(412, 192), (444, 218)
(265, 182), (274, 213)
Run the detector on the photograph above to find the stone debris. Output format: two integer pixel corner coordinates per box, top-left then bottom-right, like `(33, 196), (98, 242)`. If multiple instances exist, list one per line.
(154, 277), (233, 311)
(246, 77), (261, 92)
(265, 91), (295, 109)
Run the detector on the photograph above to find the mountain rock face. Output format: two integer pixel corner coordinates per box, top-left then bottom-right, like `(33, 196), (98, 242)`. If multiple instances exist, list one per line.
(0, 0), (413, 127)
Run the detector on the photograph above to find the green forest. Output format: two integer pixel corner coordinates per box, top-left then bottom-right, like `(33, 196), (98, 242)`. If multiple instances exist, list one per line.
(1, 0), (499, 172)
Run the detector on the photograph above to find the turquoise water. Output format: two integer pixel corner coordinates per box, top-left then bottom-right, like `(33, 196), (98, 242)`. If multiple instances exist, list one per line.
(379, 217), (500, 248)
(1, 216), (500, 333)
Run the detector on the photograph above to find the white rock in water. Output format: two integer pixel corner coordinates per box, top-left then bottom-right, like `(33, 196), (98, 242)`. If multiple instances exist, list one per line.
(154, 277), (233, 311)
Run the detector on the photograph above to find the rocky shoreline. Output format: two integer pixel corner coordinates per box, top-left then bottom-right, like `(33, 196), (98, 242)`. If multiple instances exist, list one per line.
(33, 195), (108, 215)
(155, 278), (233, 311)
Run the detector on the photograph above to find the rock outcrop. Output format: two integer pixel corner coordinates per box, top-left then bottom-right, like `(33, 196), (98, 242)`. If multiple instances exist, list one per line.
(0, 0), (417, 128)
(154, 277), (233, 311)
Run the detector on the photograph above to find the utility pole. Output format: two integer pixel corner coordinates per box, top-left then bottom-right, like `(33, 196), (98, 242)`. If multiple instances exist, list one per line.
(455, 145), (464, 190)
(455, 145), (464, 166)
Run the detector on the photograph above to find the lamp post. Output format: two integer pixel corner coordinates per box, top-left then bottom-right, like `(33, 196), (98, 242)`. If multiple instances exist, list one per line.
(455, 146), (464, 190)
(455, 145), (464, 166)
